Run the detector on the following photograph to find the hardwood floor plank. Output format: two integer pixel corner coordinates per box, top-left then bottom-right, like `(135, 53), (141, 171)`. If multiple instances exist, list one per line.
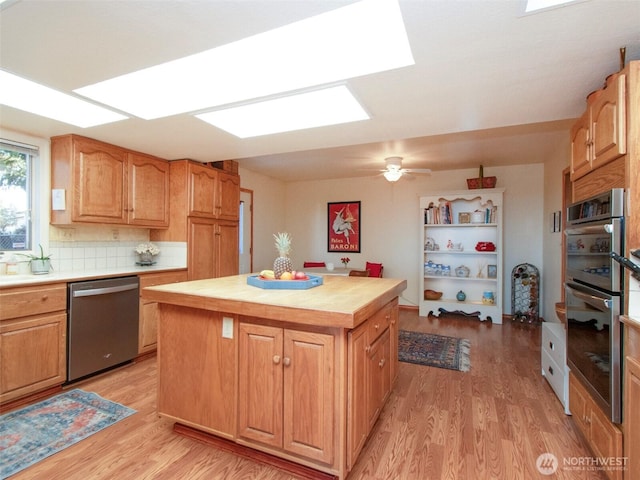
(6, 310), (607, 479)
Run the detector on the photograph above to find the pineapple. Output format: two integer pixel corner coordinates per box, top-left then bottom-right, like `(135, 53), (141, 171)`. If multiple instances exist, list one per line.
(273, 232), (293, 279)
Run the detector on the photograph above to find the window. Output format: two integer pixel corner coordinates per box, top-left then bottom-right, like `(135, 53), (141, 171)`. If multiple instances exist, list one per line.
(0, 140), (36, 252)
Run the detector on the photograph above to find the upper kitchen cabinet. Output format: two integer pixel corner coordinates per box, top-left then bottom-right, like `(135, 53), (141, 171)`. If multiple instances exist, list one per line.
(50, 134), (169, 228)
(187, 160), (240, 220)
(571, 74), (626, 181)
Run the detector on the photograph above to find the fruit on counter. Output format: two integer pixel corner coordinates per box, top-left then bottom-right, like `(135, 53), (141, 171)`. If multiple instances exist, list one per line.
(280, 272), (294, 280)
(294, 271), (307, 279)
(260, 269), (275, 279)
(273, 232), (293, 279)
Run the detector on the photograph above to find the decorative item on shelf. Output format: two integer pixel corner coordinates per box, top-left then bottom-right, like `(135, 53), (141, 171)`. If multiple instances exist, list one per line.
(273, 232), (293, 279)
(471, 211), (485, 224)
(341, 256), (350, 267)
(482, 291), (495, 305)
(18, 244), (53, 274)
(447, 240), (463, 251)
(455, 265), (470, 277)
(425, 237), (438, 251)
(487, 264), (497, 279)
(475, 242), (496, 252)
(458, 212), (471, 224)
(424, 289), (443, 300)
(476, 260), (487, 278)
(456, 290), (466, 302)
(466, 165), (497, 189)
(135, 242), (160, 266)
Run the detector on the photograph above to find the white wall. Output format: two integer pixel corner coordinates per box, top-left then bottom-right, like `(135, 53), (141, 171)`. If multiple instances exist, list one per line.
(244, 164), (549, 315)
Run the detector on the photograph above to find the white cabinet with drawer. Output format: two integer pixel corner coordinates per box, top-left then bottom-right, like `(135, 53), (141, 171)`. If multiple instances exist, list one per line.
(541, 322), (570, 414)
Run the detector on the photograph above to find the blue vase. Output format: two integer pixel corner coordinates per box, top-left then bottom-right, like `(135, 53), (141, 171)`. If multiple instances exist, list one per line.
(456, 290), (466, 301)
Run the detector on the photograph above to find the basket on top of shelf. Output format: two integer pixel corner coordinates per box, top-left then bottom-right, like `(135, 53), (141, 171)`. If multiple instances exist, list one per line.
(467, 165), (497, 189)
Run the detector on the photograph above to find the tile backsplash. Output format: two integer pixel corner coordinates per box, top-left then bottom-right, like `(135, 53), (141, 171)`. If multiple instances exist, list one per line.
(49, 240), (187, 272)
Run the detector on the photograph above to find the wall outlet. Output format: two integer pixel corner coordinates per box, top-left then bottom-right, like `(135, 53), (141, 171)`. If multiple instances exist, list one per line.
(112, 229), (119, 240)
(222, 317), (234, 339)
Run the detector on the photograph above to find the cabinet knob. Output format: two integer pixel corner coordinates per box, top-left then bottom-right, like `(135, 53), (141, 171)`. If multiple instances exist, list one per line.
(374, 323), (380, 330)
(549, 341), (554, 350)
(273, 355), (281, 364)
(41, 295), (48, 301)
(365, 345), (371, 353)
(379, 358), (386, 368)
(283, 357), (291, 367)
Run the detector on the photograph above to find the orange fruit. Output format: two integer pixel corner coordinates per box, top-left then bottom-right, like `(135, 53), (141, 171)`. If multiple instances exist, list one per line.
(280, 272), (293, 280)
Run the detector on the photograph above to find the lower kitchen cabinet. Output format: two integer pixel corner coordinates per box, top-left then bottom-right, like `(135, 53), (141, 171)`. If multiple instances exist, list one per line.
(0, 283), (67, 404)
(138, 270), (188, 354)
(237, 322), (335, 464)
(622, 315), (640, 480)
(569, 372), (622, 480)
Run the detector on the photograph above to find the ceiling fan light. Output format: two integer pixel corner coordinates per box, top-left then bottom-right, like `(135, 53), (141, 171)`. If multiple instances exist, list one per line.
(383, 169), (402, 182)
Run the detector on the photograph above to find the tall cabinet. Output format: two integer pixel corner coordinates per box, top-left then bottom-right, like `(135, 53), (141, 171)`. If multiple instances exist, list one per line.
(151, 159), (240, 280)
(419, 189), (504, 323)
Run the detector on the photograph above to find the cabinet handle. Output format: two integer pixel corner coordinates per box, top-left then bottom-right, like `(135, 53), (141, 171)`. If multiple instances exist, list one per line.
(273, 355), (281, 364)
(41, 295), (48, 301)
(365, 345), (371, 353)
(379, 358), (386, 368)
(283, 357), (291, 367)
(549, 341), (554, 350)
(548, 366), (554, 375)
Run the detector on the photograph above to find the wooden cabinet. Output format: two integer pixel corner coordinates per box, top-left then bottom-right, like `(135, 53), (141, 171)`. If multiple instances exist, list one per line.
(569, 372), (623, 480)
(0, 283), (67, 404)
(157, 304), (237, 437)
(151, 159), (240, 280)
(570, 74), (626, 181)
(347, 298), (397, 469)
(238, 322), (334, 464)
(138, 270), (188, 354)
(622, 316), (640, 480)
(188, 218), (239, 280)
(50, 134), (169, 227)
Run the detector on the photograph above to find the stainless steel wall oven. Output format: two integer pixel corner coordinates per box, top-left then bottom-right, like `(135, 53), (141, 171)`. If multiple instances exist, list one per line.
(564, 188), (624, 423)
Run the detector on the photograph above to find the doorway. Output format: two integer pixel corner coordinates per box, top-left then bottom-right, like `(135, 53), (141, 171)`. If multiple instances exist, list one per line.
(239, 188), (253, 274)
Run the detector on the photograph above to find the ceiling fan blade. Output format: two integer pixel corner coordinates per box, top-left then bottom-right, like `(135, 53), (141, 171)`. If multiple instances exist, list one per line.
(404, 168), (431, 174)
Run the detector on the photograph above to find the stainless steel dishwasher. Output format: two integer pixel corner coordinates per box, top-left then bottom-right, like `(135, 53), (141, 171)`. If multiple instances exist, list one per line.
(67, 276), (139, 382)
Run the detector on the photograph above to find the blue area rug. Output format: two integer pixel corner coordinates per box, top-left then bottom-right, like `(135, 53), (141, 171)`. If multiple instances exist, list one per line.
(398, 330), (471, 372)
(0, 389), (136, 479)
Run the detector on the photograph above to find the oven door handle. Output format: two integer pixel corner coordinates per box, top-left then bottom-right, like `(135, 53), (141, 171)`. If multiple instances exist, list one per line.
(565, 284), (612, 312)
(565, 224), (613, 235)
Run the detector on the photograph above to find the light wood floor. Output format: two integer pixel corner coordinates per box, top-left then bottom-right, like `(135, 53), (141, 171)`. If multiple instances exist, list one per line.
(9, 310), (605, 480)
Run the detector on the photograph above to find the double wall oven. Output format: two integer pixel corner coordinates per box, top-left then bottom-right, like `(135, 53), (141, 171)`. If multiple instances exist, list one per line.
(564, 188), (624, 423)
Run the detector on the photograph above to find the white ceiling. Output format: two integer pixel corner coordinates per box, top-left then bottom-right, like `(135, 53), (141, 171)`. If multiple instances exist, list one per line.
(1, 0), (639, 182)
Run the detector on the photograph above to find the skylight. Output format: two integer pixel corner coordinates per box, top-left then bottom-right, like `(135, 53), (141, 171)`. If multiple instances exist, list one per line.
(525, 0), (579, 12)
(196, 85), (369, 138)
(74, 0), (414, 120)
(0, 70), (128, 128)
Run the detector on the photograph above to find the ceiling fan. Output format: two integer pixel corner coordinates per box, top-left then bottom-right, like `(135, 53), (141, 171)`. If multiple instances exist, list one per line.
(377, 157), (431, 182)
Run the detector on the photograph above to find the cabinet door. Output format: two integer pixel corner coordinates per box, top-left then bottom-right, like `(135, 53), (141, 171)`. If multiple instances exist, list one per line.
(189, 164), (218, 217)
(128, 153), (170, 227)
(0, 313), (67, 403)
(347, 322), (369, 470)
(238, 323), (283, 448)
(73, 137), (127, 223)
(215, 221), (239, 278)
(591, 74), (626, 170)
(388, 299), (399, 384)
(188, 218), (216, 280)
(570, 110), (591, 181)
(624, 356), (640, 479)
(368, 328), (390, 429)
(216, 171), (240, 221)
(283, 329), (334, 463)
(568, 373), (589, 433)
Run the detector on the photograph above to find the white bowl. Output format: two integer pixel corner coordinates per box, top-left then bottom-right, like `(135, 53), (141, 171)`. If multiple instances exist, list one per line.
(326, 262), (334, 271)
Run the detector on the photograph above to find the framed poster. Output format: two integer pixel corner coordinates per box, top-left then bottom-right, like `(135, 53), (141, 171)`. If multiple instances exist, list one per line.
(328, 201), (361, 253)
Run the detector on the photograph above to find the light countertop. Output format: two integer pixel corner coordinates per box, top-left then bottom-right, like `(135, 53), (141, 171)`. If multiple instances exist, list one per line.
(0, 265), (187, 288)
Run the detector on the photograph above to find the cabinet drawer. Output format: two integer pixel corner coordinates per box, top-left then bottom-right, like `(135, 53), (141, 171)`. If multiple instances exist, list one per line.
(541, 349), (567, 410)
(542, 322), (566, 368)
(0, 283), (67, 320)
(368, 304), (391, 343)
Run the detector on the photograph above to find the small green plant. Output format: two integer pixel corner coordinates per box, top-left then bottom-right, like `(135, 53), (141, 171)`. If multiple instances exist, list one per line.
(18, 244), (52, 261)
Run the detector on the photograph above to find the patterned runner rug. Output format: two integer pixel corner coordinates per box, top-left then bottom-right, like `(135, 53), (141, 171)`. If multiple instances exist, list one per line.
(398, 330), (471, 372)
(0, 389), (136, 479)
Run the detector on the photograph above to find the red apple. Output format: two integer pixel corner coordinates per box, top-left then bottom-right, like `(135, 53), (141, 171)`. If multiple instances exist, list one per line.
(295, 271), (307, 280)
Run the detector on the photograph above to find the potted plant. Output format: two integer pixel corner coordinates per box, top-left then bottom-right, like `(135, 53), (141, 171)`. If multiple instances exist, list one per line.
(19, 244), (52, 275)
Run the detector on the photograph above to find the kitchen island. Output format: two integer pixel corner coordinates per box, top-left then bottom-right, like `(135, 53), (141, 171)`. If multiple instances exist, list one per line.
(144, 273), (406, 480)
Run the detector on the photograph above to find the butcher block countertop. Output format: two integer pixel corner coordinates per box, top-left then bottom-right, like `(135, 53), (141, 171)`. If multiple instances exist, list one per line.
(144, 274), (407, 329)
